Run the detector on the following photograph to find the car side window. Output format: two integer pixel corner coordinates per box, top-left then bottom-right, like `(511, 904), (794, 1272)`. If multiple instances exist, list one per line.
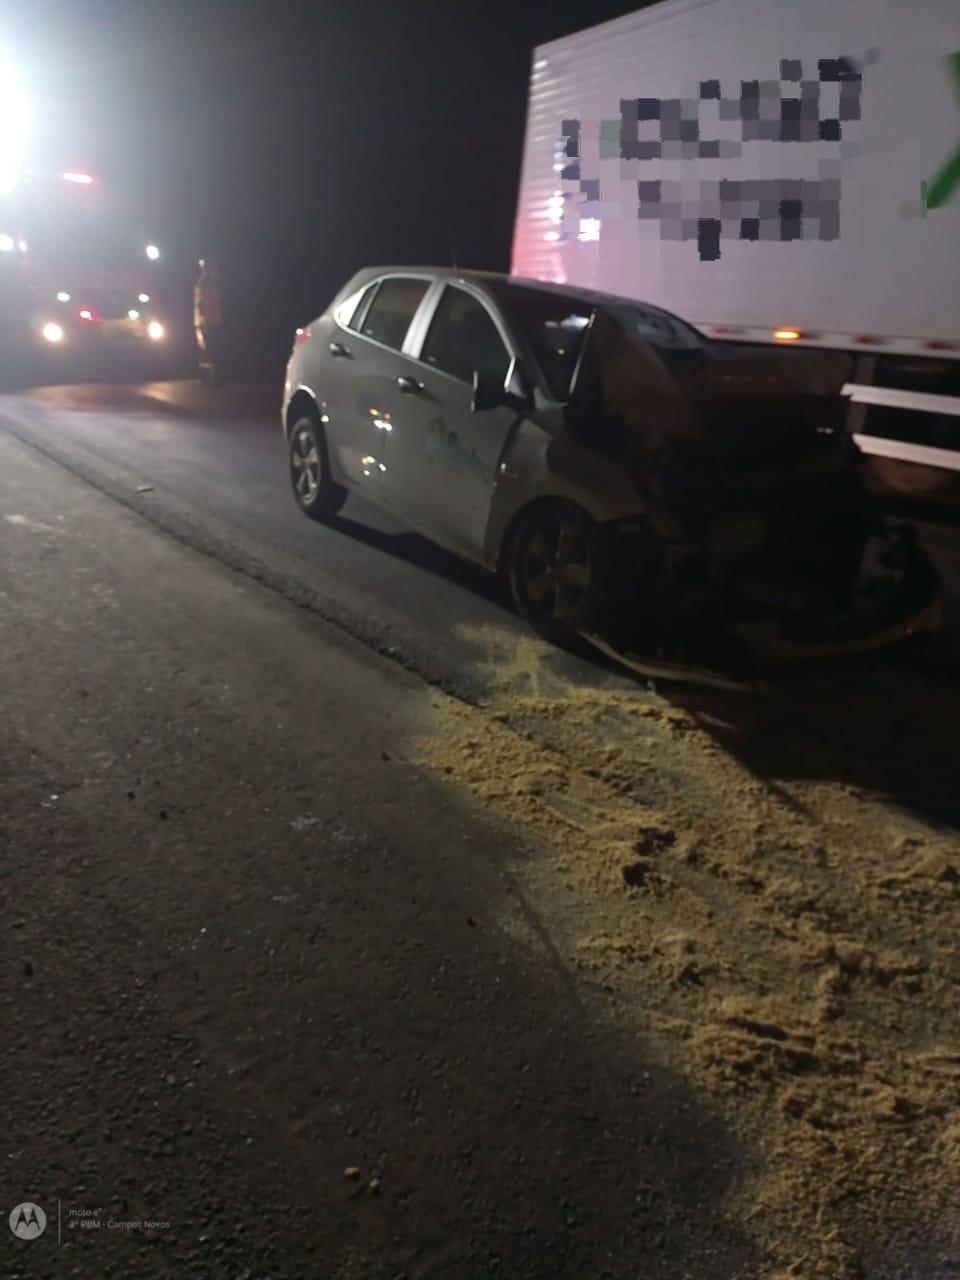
(344, 281), (379, 333)
(356, 277), (430, 351)
(421, 287), (511, 387)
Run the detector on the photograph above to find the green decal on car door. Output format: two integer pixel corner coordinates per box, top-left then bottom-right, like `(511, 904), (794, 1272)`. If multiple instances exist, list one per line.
(425, 416), (494, 484)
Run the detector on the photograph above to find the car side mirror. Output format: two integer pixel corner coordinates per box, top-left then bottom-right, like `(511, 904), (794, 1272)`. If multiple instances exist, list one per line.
(471, 368), (506, 413)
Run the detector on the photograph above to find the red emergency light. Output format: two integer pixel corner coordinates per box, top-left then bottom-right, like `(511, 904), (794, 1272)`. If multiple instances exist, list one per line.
(62, 171), (95, 185)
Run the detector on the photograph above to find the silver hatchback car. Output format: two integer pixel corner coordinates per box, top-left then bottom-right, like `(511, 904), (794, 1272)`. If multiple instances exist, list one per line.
(282, 267), (940, 658)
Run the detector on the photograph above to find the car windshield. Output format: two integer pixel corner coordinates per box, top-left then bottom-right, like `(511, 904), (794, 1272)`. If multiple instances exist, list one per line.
(609, 302), (703, 353)
(608, 302), (709, 384)
(491, 282), (706, 399)
(12, 182), (147, 269)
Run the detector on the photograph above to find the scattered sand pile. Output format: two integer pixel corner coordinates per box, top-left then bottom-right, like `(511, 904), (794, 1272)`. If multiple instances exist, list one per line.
(415, 625), (960, 1276)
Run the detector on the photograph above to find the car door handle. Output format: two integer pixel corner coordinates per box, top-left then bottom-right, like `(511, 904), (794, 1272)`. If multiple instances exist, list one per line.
(329, 341), (351, 358)
(396, 375), (423, 394)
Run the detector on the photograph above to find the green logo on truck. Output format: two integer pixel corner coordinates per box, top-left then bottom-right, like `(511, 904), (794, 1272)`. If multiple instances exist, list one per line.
(922, 51), (960, 211)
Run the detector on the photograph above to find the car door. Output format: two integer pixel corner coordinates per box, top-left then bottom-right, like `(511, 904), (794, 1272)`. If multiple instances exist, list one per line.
(377, 283), (522, 560)
(319, 274), (433, 494)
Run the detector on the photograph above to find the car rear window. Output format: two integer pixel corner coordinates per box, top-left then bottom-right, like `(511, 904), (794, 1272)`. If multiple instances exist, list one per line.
(356, 277), (430, 351)
(344, 281), (379, 332)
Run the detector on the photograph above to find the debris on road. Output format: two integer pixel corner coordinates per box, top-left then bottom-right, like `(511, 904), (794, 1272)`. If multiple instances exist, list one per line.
(417, 622), (960, 1276)
(291, 814), (323, 832)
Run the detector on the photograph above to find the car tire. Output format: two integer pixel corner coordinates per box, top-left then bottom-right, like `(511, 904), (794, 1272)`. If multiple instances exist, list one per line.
(288, 413), (347, 522)
(506, 500), (615, 646)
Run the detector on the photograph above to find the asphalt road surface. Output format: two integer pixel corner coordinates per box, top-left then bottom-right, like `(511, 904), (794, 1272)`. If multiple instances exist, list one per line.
(0, 379), (560, 704)
(2, 379), (959, 1280)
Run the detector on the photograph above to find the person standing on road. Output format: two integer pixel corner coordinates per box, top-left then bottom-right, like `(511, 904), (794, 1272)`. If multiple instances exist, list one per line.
(194, 256), (225, 385)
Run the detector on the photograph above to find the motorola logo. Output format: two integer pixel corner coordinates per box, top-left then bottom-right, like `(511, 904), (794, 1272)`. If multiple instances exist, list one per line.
(9, 1202), (47, 1240)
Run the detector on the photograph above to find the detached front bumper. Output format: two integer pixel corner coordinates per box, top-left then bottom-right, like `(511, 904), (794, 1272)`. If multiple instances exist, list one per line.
(734, 527), (943, 662)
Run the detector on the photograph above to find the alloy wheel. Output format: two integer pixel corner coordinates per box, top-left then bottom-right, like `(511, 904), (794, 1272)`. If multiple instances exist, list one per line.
(520, 519), (593, 621)
(291, 426), (320, 505)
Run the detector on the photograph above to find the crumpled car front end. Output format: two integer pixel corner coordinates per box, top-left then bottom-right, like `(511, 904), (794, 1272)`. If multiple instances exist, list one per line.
(730, 518), (942, 662)
(602, 348), (943, 665)
(517, 290), (942, 666)
(651, 380), (943, 663)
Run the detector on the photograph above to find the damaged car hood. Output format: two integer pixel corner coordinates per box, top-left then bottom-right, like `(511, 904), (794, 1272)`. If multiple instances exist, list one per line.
(567, 305), (853, 458)
(684, 345), (855, 458)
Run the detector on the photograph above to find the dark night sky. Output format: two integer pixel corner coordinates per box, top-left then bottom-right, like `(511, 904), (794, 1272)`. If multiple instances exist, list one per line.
(6, 0), (645, 367)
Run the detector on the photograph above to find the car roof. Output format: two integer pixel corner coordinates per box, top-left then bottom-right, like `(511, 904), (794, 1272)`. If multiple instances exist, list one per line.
(340, 266), (672, 316)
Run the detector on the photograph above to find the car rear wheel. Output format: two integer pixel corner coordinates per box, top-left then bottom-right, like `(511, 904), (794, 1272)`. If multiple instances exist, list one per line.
(289, 414), (347, 521)
(507, 501), (614, 646)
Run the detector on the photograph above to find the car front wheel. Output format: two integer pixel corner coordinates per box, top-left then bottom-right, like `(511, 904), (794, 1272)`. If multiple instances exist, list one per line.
(288, 414), (347, 522)
(507, 500), (615, 646)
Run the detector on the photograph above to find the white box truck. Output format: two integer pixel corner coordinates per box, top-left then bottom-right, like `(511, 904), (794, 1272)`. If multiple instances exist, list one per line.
(512, 0), (960, 489)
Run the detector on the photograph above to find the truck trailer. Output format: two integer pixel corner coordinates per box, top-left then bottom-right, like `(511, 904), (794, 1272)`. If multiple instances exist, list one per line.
(512, 0), (960, 499)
